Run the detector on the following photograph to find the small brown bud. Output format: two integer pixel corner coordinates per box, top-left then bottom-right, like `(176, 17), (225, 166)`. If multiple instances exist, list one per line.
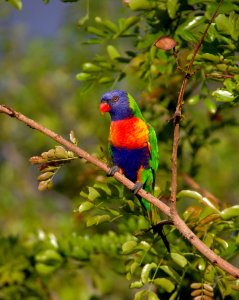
(155, 36), (177, 51)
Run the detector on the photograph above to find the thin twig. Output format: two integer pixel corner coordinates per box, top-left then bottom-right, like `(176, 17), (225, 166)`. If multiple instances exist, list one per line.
(0, 103), (239, 278)
(205, 73), (235, 79)
(170, 0), (224, 214)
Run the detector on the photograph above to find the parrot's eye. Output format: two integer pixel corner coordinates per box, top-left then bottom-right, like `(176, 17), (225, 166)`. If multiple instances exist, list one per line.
(112, 96), (119, 102)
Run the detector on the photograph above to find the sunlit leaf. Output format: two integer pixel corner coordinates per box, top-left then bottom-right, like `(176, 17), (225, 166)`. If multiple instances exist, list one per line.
(221, 205), (239, 220)
(153, 278), (175, 292)
(212, 89), (235, 102)
(7, 0), (22, 10)
(88, 187), (101, 201)
(167, 0), (179, 19)
(170, 253), (187, 268)
(122, 240), (137, 254)
(159, 265), (181, 282)
(107, 45), (121, 60)
(78, 201), (94, 213)
(128, 0), (152, 11)
(147, 291), (160, 300)
(130, 280), (144, 289)
(141, 263), (157, 284)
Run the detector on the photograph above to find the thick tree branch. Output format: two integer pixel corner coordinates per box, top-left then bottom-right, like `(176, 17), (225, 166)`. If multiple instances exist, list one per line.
(170, 0), (223, 213)
(0, 104), (239, 278)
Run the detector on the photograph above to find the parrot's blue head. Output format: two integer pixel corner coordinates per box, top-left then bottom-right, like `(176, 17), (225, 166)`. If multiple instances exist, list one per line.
(100, 90), (133, 121)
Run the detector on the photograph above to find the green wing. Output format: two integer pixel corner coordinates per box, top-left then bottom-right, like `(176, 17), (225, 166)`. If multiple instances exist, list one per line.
(140, 123), (159, 219)
(108, 142), (113, 163)
(148, 124), (159, 175)
(127, 93), (145, 120)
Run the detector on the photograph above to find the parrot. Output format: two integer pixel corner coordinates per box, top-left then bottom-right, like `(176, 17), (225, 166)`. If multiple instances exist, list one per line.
(100, 89), (160, 224)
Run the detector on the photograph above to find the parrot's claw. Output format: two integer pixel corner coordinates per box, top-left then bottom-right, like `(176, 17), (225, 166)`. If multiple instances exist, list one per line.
(107, 165), (120, 177)
(131, 182), (143, 194)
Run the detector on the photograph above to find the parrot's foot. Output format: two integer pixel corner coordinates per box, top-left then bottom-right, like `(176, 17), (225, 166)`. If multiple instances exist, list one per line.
(107, 165), (120, 177)
(131, 182), (143, 194)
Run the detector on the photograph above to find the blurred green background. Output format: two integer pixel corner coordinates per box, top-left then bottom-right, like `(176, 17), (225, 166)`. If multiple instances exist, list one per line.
(0, 1), (109, 234)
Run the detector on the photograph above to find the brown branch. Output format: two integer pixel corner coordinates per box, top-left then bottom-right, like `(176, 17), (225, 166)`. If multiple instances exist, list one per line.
(169, 0), (223, 214)
(0, 104), (239, 278)
(0, 105), (170, 216)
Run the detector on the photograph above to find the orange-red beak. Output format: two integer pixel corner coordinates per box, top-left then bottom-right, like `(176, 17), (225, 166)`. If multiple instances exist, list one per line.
(100, 102), (110, 114)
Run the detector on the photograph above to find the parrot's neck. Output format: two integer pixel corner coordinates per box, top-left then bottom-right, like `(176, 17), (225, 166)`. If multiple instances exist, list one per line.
(110, 107), (133, 121)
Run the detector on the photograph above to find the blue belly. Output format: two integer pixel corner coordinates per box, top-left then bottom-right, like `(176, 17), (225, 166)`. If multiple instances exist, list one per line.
(111, 146), (150, 182)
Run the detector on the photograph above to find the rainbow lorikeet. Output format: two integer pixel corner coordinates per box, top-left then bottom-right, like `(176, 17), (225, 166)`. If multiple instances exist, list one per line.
(100, 90), (159, 224)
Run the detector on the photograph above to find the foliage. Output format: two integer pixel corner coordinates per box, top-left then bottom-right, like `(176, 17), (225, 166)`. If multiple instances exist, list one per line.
(1, 0), (239, 299)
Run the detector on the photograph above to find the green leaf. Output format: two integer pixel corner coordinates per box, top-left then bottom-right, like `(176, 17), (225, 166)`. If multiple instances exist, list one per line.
(94, 182), (112, 195)
(169, 290), (179, 300)
(82, 62), (101, 72)
(7, 0), (22, 10)
(153, 278), (175, 293)
(170, 253), (187, 268)
(130, 280), (144, 289)
(177, 190), (220, 212)
(159, 265), (181, 282)
(224, 78), (237, 92)
(128, 0), (152, 11)
(141, 263), (157, 284)
(98, 76), (114, 84)
(215, 237), (228, 250)
(95, 214), (111, 224)
(106, 207), (120, 216)
(221, 205), (239, 220)
(138, 240), (151, 251)
(212, 89), (235, 102)
(95, 17), (118, 33)
(183, 16), (205, 30)
(88, 187), (101, 201)
(167, 0), (179, 19)
(215, 12), (239, 41)
(134, 290), (147, 300)
(122, 240), (137, 254)
(218, 278), (232, 298)
(115, 16), (140, 37)
(35, 249), (63, 265)
(188, 95), (199, 105)
(35, 263), (57, 275)
(204, 98), (217, 114)
(76, 72), (93, 81)
(147, 291), (160, 300)
(107, 45), (121, 60)
(177, 190), (202, 202)
(201, 53), (220, 63)
(87, 26), (106, 37)
(78, 201), (94, 213)
(86, 214), (111, 226)
(130, 262), (140, 275)
(204, 233), (214, 248)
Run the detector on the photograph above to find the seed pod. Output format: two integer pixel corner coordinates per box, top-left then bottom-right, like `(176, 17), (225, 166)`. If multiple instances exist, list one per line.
(55, 146), (68, 159)
(37, 172), (54, 182)
(47, 149), (56, 159)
